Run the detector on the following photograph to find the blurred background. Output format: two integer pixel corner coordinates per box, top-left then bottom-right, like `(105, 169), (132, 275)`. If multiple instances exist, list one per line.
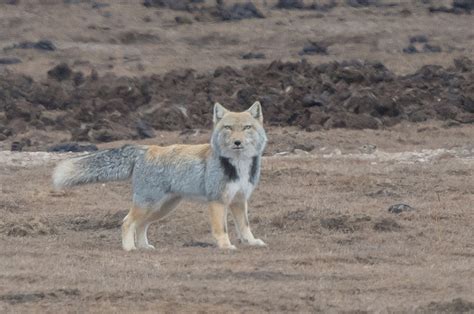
(0, 0), (472, 150)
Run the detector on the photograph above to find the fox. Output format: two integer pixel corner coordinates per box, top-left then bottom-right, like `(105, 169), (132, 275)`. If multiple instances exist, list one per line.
(52, 101), (267, 251)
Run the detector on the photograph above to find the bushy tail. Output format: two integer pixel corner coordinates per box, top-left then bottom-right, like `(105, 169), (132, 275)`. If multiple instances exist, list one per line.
(52, 145), (143, 189)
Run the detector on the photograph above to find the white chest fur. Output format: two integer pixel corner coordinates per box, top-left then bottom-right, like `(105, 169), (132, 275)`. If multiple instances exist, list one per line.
(224, 158), (254, 203)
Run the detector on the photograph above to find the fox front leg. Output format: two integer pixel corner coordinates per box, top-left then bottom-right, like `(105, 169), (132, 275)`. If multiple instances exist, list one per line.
(208, 201), (236, 250)
(230, 199), (266, 247)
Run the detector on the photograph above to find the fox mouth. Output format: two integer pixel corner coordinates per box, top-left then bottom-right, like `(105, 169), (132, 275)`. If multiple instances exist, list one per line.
(232, 146), (244, 150)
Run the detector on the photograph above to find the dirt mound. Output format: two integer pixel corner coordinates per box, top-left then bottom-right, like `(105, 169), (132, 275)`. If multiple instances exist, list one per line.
(0, 57), (473, 146)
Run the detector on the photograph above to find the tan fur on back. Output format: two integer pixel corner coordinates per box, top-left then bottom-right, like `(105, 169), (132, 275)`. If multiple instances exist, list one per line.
(145, 144), (211, 162)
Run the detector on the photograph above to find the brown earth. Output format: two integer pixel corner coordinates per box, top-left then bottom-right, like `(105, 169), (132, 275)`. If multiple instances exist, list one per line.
(0, 123), (473, 312)
(1, 57), (473, 151)
(1, 1), (474, 312)
(0, 0), (473, 150)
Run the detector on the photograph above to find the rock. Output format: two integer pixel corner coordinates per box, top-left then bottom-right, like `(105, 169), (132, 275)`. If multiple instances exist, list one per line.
(242, 52), (266, 59)
(428, 6), (454, 13)
(388, 203), (415, 214)
(453, 0), (474, 12)
(0, 57), (21, 65)
(216, 2), (265, 21)
(275, 0), (336, 11)
(47, 63), (72, 81)
(5, 39), (56, 52)
(276, 0), (304, 9)
(47, 142), (98, 153)
(403, 44), (418, 54)
(183, 241), (214, 248)
(409, 35), (428, 43)
(299, 41), (328, 55)
(143, 0), (201, 10)
(346, 0), (379, 7)
(175, 16), (193, 24)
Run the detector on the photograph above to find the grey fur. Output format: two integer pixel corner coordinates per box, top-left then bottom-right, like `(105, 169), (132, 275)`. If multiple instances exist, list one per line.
(53, 145), (144, 189)
(53, 143), (265, 206)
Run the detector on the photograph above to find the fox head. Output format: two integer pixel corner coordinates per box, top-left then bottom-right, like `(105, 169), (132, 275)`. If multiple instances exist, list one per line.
(211, 101), (267, 158)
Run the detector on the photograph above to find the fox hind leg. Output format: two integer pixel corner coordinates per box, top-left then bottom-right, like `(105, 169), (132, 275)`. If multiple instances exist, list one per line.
(122, 208), (142, 251)
(135, 196), (182, 249)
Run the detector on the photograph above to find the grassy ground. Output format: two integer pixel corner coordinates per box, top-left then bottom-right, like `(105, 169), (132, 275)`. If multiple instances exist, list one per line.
(1, 123), (473, 312)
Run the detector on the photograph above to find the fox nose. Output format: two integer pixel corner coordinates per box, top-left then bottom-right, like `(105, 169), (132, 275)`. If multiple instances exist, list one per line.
(234, 140), (242, 146)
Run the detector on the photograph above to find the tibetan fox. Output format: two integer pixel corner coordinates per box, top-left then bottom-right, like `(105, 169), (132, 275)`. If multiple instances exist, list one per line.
(53, 102), (267, 251)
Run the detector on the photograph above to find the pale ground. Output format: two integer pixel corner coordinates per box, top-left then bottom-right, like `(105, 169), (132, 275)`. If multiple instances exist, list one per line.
(1, 0), (473, 80)
(0, 123), (473, 312)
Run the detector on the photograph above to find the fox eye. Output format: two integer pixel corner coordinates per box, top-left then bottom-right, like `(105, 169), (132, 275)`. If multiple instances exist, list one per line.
(243, 125), (252, 130)
(223, 125), (232, 130)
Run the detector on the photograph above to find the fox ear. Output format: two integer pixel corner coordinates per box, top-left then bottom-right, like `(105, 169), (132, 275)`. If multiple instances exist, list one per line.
(213, 102), (229, 124)
(246, 101), (263, 123)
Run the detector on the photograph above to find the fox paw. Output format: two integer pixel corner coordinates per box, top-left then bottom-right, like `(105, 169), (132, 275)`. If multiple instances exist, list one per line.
(122, 244), (137, 251)
(138, 244), (155, 250)
(219, 243), (237, 250)
(247, 239), (267, 247)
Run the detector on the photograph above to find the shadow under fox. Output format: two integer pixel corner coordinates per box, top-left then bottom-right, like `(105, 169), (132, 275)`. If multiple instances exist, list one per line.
(53, 102), (267, 251)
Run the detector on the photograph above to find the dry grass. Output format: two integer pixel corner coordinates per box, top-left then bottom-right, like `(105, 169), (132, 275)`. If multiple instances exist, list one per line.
(1, 1), (473, 80)
(0, 124), (473, 312)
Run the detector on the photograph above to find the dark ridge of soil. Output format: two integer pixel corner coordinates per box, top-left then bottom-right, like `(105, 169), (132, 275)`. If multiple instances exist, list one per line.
(142, 0), (265, 22)
(0, 57), (473, 144)
(415, 298), (474, 313)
